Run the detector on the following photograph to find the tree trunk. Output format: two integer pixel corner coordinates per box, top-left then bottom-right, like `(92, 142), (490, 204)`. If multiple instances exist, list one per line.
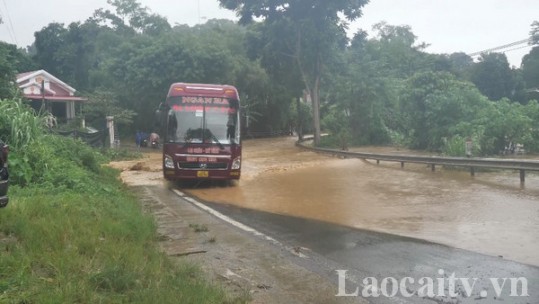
(311, 79), (321, 146)
(311, 54), (322, 146)
(295, 27), (322, 146)
(296, 96), (303, 141)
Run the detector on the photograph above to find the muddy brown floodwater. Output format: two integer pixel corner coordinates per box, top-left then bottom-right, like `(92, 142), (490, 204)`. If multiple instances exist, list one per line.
(186, 137), (539, 267)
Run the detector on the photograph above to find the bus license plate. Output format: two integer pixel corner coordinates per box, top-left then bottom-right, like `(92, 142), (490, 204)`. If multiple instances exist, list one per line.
(197, 170), (209, 178)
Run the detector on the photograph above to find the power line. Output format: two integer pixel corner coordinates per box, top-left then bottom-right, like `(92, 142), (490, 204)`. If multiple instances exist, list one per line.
(501, 44), (534, 54)
(0, 7), (14, 44)
(468, 38), (534, 56)
(1, 0), (17, 45)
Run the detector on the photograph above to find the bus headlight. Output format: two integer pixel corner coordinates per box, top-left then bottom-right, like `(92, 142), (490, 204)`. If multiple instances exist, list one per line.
(231, 157), (241, 170)
(164, 155), (175, 169)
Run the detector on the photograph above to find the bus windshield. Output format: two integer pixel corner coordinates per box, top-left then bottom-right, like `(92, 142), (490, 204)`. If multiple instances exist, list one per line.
(166, 96), (240, 145)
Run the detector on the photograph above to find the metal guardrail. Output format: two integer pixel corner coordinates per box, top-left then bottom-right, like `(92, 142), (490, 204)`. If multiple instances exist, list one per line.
(296, 137), (539, 183)
(243, 130), (290, 139)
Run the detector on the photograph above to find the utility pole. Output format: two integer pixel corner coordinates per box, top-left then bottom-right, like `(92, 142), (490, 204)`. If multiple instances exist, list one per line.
(40, 79), (45, 113)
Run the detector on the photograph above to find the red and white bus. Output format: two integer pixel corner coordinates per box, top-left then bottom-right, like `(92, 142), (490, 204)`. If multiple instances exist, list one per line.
(157, 83), (241, 181)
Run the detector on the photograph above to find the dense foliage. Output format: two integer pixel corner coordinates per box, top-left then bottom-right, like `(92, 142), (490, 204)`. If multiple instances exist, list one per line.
(1, 0), (539, 155)
(0, 99), (102, 187)
(0, 41), (37, 99)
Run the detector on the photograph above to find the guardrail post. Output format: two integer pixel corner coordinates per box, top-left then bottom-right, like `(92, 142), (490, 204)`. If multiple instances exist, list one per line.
(470, 167), (475, 177)
(376, 159), (380, 164)
(520, 170), (525, 184)
(401, 162), (404, 168)
(106, 116), (115, 148)
(431, 164), (435, 172)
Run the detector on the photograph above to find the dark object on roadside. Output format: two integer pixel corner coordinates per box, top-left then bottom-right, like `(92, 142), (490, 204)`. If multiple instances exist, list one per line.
(150, 132), (160, 149)
(135, 131), (160, 148)
(0, 139), (9, 208)
(135, 131), (149, 147)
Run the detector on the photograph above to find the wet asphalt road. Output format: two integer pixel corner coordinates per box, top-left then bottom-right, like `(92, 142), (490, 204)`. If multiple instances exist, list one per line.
(192, 199), (539, 304)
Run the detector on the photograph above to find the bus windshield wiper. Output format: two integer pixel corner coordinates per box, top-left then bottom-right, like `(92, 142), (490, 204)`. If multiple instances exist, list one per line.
(210, 133), (225, 150)
(200, 125), (224, 150)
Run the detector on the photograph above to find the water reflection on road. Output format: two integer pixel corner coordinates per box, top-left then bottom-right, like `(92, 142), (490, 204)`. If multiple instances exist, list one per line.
(186, 137), (539, 266)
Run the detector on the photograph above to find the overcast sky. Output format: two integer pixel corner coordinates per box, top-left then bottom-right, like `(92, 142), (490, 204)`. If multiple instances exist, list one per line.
(0, 0), (537, 67)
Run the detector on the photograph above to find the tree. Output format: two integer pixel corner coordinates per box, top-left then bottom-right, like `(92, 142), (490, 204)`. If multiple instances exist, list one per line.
(399, 72), (488, 150)
(219, 0), (369, 145)
(0, 42), (37, 99)
(33, 22), (104, 91)
(33, 23), (69, 78)
(468, 53), (515, 101)
(522, 47), (539, 90)
(0, 46), (15, 99)
(243, 22), (305, 137)
(366, 22), (431, 78)
(420, 52), (474, 80)
(325, 24), (433, 146)
(84, 90), (136, 127)
(100, 27), (241, 129)
(531, 21), (539, 45)
(93, 0), (171, 36)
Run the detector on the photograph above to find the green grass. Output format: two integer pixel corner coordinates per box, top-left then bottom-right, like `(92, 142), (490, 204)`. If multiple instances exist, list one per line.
(0, 168), (239, 304)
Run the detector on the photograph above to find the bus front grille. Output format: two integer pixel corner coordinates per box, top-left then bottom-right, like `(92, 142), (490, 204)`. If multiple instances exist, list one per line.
(178, 162), (228, 170)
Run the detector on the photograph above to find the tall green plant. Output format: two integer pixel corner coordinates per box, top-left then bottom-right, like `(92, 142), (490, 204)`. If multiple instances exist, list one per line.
(0, 99), (45, 149)
(0, 98), (104, 187)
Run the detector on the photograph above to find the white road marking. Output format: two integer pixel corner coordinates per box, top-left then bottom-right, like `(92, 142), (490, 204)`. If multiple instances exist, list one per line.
(171, 188), (308, 258)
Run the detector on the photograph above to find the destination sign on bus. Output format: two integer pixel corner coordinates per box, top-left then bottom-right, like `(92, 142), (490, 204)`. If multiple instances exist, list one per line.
(171, 104), (237, 114)
(181, 97), (230, 105)
(188, 147), (221, 154)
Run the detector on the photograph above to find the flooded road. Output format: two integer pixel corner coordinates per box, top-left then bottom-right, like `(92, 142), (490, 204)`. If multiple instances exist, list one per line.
(186, 137), (539, 267)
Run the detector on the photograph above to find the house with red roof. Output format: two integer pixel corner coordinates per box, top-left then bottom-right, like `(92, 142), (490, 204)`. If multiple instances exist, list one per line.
(16, 70), (86, 122)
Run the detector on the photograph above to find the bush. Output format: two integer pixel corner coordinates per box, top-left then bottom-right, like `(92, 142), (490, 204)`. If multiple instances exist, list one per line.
(441, 136), (466, 157)
(0, 99), (105, 189)
(0, 99), (45, 148)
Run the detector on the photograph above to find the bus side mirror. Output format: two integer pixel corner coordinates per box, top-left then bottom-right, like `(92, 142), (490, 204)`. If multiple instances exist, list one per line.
(155, 109), (162, 125)
(155, 103), (166, 128)
(155, 103), (168, 136)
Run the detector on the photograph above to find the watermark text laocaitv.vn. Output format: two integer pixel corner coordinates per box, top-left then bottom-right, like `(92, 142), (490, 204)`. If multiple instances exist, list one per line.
(336, 269), (529, 299)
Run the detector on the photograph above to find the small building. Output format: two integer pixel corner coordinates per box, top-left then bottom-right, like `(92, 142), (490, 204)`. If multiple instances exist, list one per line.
(16, 70), (86, 122)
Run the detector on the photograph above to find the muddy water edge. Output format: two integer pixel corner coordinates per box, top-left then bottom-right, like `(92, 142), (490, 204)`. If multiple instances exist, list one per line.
(186, 137), (539, 267)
